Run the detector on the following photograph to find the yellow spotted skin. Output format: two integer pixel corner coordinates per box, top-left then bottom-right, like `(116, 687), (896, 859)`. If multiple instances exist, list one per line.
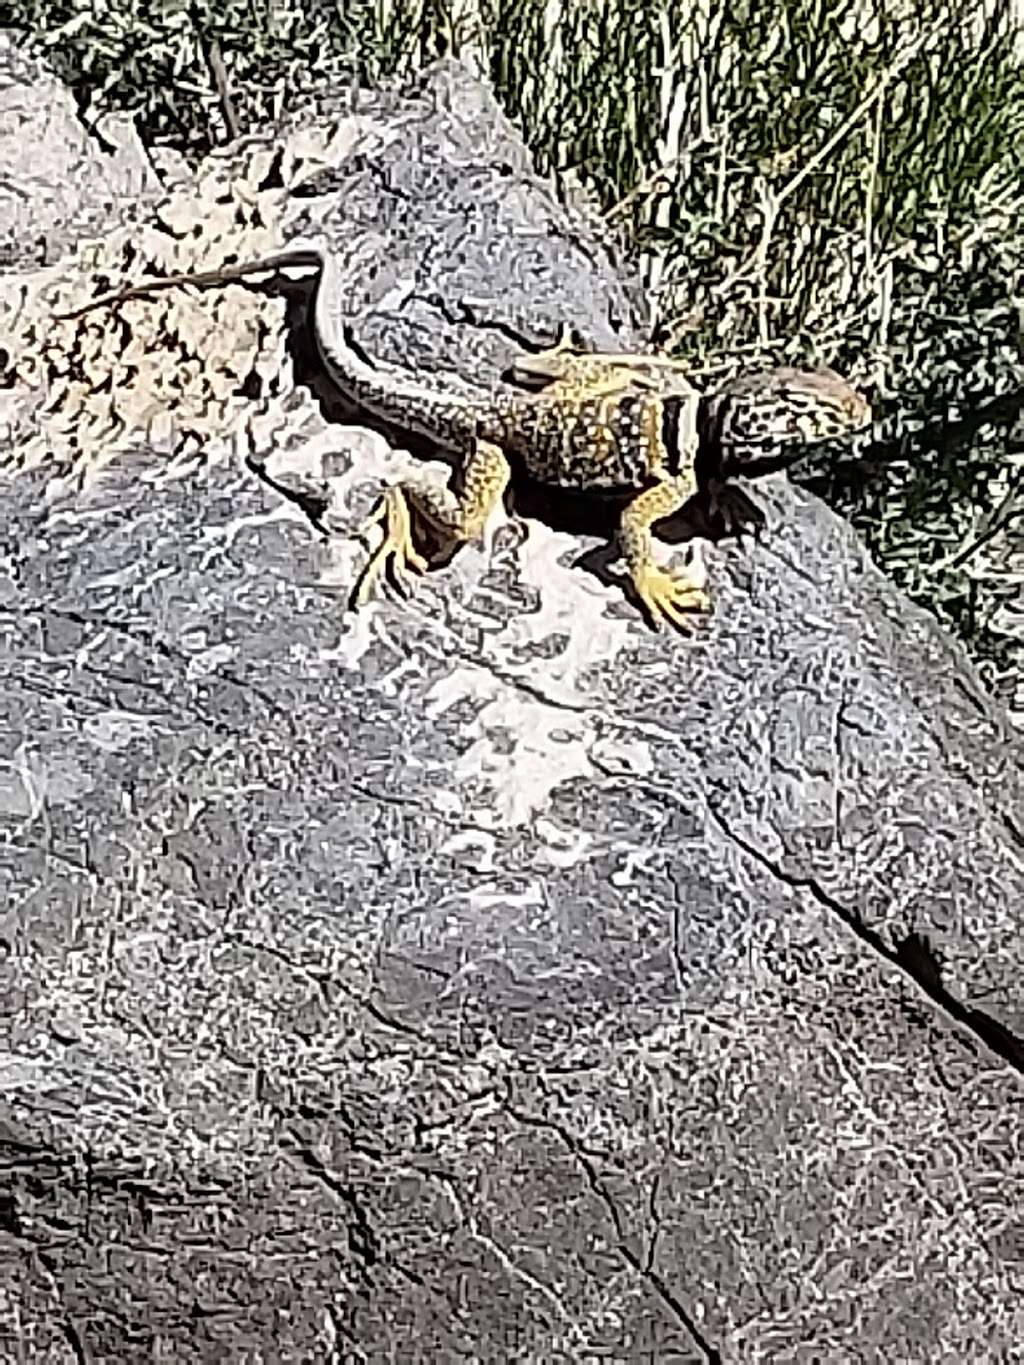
(55, 248), (872, 632)
(352, 374), (706, 631)
(484, 385), (682, 491)
(507, 337), (699, 400)
(368, 343), (867, 633)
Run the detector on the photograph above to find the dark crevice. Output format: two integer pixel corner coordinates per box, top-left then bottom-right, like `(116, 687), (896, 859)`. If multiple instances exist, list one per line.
(707, 802), (1024, 1075)
(36, 1254), (91, 1365)
(417, 289), (567, 352)
(505, 1101), (722, 1363)
(25, 604), (288, 723)
(288, 1145), (380, 1281)
(60, 1318), (90, 1365)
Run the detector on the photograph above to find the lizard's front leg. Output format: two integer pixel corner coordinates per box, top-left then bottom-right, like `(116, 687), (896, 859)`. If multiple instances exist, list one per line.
(352, 439), (512, 610)
(619, 470), (709, 632)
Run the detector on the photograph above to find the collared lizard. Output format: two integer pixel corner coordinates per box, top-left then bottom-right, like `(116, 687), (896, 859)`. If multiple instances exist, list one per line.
(55, 247), (872, 630)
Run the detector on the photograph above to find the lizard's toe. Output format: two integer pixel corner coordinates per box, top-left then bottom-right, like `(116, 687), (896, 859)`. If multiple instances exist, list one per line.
(631, 563), (710, 632)
(351, 487), (429, 608)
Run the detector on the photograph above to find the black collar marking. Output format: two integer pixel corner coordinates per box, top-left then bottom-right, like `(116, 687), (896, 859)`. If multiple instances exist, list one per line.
(660, 395), (684, 476)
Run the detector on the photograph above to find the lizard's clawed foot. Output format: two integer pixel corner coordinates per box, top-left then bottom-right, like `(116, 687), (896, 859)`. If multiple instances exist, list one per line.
(630, 561), (710, 632)
(351, 486), (429, 608)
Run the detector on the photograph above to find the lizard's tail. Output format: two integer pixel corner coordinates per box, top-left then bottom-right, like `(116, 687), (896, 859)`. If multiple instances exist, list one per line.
(52, 249), (326, 321)
(310, 246), (494, 444)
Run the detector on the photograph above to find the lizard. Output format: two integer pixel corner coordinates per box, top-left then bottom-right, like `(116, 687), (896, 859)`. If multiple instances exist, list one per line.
(54, 246), (873, 631)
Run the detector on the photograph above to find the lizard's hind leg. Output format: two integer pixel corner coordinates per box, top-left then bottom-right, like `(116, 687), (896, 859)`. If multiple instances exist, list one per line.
(351, 485), (428, 606)
(352, 440), (512, 611)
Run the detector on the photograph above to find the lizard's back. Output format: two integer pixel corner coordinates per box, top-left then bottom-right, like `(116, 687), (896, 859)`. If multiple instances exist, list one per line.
(479, 386), (690, 494)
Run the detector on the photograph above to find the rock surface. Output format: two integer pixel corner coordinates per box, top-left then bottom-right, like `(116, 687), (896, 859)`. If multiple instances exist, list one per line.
(1, 48), (1022, 1362)
(0, 33), (177, 270)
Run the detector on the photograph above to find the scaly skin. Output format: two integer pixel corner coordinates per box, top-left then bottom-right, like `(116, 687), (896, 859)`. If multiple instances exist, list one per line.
(55, 249), (872, 631)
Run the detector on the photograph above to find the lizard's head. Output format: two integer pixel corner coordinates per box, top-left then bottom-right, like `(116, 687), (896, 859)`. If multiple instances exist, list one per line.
(701, 366), (872, 476)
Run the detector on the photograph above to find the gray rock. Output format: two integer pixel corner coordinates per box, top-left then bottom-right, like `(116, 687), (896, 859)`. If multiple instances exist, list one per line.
(1, 50), (1022, 1363)
(0, 31), (183, 269)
